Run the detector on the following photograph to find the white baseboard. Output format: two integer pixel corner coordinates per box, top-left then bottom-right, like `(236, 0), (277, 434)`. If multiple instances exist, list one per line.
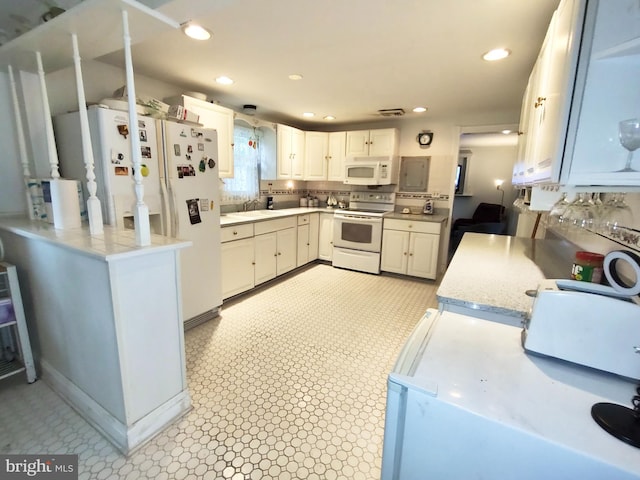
(41, 360), (191, 454)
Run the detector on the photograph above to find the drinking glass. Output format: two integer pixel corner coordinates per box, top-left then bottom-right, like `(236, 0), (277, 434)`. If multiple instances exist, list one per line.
(602, 193), (634, 238)
(546, 192), (570, 231)
(617, 119), (640, 172)
(563, 193), (595, 231)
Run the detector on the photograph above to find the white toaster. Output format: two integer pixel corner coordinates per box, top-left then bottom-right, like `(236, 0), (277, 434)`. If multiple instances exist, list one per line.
(522, 279), (640, 380)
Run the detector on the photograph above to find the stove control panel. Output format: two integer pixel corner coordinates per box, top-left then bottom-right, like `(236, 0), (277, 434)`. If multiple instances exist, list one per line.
(349, 192), (395, 203)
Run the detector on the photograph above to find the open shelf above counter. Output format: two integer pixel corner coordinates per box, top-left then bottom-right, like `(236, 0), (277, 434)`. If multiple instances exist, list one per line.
(0, 0), (179, 73)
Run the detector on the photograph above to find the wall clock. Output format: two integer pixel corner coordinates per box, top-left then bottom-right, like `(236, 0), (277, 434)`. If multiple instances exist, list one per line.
(417, 132), (433, 146)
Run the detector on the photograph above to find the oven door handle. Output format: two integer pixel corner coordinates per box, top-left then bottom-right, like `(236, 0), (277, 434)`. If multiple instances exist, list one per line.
(335, 214), (382, 223)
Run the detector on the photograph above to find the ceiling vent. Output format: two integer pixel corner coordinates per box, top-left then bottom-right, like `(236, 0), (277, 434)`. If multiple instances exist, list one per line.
(377, 108), (405, 117)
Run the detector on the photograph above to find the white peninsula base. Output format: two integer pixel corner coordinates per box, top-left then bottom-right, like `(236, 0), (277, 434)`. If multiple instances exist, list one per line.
(0, 217), (192, 454)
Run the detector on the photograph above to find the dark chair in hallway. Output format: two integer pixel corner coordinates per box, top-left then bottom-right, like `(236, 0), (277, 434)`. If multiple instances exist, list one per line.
(449, 202), (507, 258)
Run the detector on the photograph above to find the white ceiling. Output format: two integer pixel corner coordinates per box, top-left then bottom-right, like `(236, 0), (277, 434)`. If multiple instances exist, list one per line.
(4, 0), (560, 129)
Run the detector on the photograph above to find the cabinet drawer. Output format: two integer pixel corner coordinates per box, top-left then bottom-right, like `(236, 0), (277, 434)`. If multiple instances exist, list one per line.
(221, 223), (254, 243)
(384, 218), (441, 235)
(254, 216), (297, 235)
(298, 215), (310, 226)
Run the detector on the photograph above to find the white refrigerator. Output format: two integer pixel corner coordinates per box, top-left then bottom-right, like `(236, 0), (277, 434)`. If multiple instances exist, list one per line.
(54, 107), (222, 325)
(157, 120), (222, 324)
(381, 309), (640, 480)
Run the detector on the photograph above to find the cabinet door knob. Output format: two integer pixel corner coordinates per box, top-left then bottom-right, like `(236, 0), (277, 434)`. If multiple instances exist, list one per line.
(409, 253), (414, 256)
(251, 261), (255, 265)
(278, 252), (282, 256)
(403, 252), (407, 256)
(233, 230), (238, 235)
(534, 96), (546, 108)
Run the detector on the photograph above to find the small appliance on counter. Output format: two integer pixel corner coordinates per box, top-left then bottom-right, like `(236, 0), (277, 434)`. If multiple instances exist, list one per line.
(423, 198), (434, 215)
(522, 278), (640, 380)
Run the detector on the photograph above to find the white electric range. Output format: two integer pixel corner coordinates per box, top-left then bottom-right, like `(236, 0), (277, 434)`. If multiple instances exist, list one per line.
(332, 191), (395, 274)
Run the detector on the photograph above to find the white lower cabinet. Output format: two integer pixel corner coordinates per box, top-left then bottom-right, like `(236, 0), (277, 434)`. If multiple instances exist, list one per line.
(381, 219), (440, 279)
(254, 233), (277, 285)
(254, 217), (298, 285)
(297, 213), (319, 266)
(318, 212), (334, 261)
(221, 223), (255, 299)
(241, 230), (297, 287)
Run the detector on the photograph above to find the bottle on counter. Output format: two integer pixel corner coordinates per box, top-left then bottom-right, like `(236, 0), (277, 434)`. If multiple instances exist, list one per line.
(571, 251), (604, 283)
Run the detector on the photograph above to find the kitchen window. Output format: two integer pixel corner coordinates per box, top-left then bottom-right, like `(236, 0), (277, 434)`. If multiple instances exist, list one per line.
(221, 125), (260, 203)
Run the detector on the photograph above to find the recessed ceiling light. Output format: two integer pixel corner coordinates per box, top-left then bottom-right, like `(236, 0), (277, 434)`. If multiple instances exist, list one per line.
(501, 129), (512, 134)
(215, 76), (234, 85)
(482, 48), (511, 61)
(303, 112), (315, 118)
(182, 22), (212, 41)
(288, 74), (303, 81)
(413, 107), (427, 113)
(324, 115), (335, 121)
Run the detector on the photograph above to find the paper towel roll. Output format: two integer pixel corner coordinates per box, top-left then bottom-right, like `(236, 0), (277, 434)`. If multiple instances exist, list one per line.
(49, 179), (82, 229)
(603, 250), (640, 296)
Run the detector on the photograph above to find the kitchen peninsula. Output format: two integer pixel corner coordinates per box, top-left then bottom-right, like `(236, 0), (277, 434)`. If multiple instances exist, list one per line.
(436, 232), (576, 324)
(0, 217), (191, 454)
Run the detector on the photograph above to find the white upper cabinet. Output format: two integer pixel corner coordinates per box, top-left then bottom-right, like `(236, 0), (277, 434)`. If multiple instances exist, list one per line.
(517, 0), (640, 188)
(304, 131), (346, 181)
(173, 95), (235, 178)
(514, 0), (585, 185)
(277, 124), (304, 179)
(346, 128), (398, 157)
(304, 132), (329, 181)
(562, 0), (640, 186)
(327, 132), (347, 181)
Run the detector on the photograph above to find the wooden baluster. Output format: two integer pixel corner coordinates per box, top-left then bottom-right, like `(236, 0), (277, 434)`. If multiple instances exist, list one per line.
(35, 51), (60, 179)
(7, 65), (35, 220)
(122, 9), (151, 246)
(71, 33), (103, 235)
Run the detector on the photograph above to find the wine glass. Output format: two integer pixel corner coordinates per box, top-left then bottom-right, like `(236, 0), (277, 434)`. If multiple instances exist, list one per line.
(602, 193), (634, 238)
(563, 193), (595, 231)
(617, 119), (640, 172)
(546, 192), (570, 231)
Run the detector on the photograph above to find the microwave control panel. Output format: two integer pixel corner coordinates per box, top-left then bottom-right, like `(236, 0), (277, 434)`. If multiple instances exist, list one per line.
(380, 163), (388, 178)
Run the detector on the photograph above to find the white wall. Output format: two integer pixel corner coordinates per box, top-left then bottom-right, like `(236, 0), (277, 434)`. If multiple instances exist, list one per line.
(45, 60), (184, 116)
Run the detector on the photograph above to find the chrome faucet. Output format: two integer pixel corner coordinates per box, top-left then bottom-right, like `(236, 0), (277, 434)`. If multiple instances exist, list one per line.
(243, 198), (260, 211)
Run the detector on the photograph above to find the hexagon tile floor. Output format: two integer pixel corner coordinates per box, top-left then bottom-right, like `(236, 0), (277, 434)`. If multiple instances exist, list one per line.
(0, 264), (438, 479)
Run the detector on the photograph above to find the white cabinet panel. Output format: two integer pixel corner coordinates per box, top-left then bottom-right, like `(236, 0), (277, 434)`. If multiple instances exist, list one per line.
(381, 229), (409, 274)
(221, 237), (255, 299)
(346, 129), (398, 157)
(408, 232), (439, 279)
(318, 213), (334, 261)
(254, 232), (277, 285)
(177, 95), (235, 178)
(277, 124), (304, 179)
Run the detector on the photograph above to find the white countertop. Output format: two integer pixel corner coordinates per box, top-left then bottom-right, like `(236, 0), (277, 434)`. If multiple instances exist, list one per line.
(391, 309), (640, 478)
(220, 207), (334, 226)
(0, 216), (191, 261)
(437, 233), (573, 319)
(384, 212), (448, 224)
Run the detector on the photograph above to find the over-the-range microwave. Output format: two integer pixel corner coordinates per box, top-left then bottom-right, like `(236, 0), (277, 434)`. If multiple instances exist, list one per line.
(343, 156), (399, 185)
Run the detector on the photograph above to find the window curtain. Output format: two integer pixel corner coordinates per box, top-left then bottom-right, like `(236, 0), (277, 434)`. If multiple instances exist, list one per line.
(220, 125), (261, 204)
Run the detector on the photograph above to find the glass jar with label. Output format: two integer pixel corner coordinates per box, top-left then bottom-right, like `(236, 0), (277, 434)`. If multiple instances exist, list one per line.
(571, 251), (604, 283)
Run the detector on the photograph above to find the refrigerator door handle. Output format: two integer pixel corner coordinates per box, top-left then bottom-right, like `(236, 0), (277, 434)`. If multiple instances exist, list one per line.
(167, 178), (180, 238)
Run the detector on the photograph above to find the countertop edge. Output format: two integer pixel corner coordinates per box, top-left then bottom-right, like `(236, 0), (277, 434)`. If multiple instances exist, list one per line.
(0, 216), (192, 262)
